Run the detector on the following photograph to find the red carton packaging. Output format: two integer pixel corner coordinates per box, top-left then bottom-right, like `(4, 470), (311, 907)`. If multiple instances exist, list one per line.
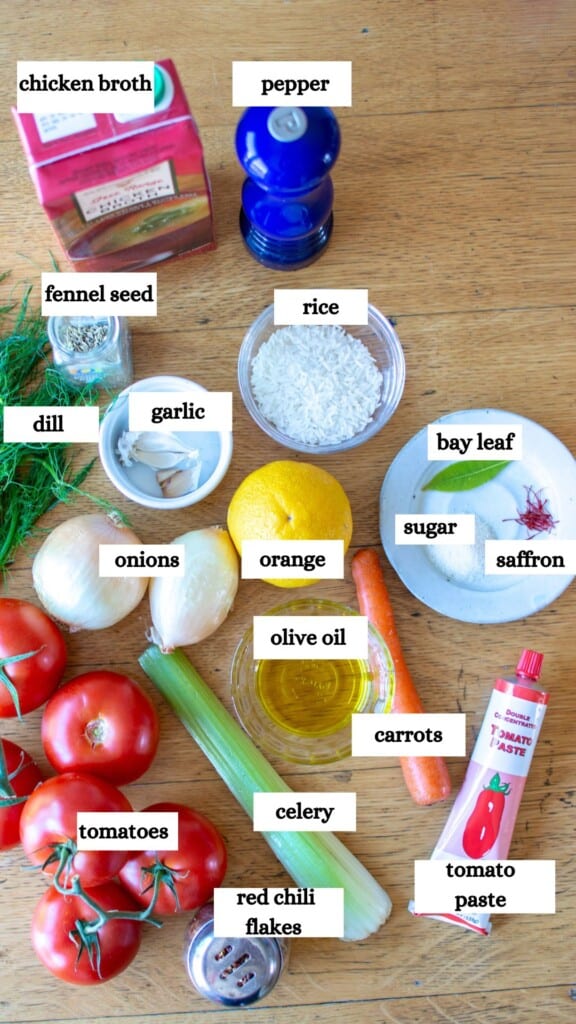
(12, 60), (215, 272)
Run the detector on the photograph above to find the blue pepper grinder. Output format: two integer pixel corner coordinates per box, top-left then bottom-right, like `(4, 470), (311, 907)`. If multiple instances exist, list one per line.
(235, 106), (341, 270)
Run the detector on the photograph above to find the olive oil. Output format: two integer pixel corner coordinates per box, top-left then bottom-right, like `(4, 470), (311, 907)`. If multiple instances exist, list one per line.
(255, 658), (372, 738)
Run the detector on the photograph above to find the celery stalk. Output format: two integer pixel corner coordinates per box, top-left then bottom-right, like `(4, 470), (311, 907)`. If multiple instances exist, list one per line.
(139, 645), (392, 942)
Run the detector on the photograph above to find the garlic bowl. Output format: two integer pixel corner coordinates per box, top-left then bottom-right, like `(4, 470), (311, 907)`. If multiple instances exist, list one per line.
(98, 376), (233, 510)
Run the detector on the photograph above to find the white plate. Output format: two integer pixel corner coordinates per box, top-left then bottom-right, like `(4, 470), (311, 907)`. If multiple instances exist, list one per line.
(379, 409), (576, 623)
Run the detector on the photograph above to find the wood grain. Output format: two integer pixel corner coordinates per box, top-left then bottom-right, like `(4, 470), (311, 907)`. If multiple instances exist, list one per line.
(0, 2), (575, 1023)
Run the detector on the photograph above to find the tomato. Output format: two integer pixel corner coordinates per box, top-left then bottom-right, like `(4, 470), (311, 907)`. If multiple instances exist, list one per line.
(31, 881), (142, 984)
(0, 599), (67, 718)
(119, 802), (227, 915)
(0, 739), (43, 848)
(20, 772), (132, 886)
(41, 671), (160, 785)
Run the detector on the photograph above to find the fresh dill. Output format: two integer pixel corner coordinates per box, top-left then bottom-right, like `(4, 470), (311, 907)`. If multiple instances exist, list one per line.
(0, 277), (119, 574)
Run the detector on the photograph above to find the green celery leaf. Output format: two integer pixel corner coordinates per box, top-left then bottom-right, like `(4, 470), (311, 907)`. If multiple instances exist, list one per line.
(422, 460), (511, 492)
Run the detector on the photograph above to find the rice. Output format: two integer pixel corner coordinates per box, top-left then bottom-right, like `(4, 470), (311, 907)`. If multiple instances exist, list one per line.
(250, 325), (383, 446)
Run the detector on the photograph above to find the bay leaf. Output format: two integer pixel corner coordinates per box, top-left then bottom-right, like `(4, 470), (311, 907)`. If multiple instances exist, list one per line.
(422, 460), (511, 492)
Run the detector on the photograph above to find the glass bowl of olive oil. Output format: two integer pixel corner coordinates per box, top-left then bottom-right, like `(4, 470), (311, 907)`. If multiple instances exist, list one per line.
(231, 598), (395, 765)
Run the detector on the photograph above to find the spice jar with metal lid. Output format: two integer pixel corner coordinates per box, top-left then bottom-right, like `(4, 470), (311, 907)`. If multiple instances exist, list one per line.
(47, 315), (133, 389)
(183, 901), (289, 1007)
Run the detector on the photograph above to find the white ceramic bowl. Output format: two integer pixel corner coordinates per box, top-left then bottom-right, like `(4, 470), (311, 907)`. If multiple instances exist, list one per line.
(237, 304), (406, 454)
(98, 375), (233, 510)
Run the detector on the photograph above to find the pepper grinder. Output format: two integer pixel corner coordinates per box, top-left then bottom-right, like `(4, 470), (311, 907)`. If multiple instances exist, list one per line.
(235, 106), (340, 270)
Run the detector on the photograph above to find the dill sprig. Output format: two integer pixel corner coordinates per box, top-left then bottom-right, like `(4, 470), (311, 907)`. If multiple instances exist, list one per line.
(0, 278), (120, 574)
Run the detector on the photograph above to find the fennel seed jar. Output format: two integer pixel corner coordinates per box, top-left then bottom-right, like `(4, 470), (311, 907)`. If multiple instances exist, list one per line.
(47, 315), (133, 389)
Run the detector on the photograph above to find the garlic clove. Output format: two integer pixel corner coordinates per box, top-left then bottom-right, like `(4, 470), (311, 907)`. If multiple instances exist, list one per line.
(157, 460), (202, 498)
(117, 430), (199, 470)
(133, 447), (186, 470)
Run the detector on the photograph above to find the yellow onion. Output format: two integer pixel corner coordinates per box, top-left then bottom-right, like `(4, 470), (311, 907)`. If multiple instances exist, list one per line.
(149, 527), (239, 652)
(33, 513), (149, 630)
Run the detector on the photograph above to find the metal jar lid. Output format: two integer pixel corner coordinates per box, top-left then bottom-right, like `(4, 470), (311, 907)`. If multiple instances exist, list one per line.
(184, 902), (289, 1008)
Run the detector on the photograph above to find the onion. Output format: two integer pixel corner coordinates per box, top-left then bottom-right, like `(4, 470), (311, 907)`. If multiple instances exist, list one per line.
(149, 527), (239, 652)
(33, 513), (149, 630)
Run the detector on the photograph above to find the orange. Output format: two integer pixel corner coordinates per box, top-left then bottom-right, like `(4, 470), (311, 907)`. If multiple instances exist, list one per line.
(227, 460), (353, 587)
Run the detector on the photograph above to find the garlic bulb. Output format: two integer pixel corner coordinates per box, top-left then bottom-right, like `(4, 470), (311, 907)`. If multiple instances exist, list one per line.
(117, 431), (199, 470)
(33, 514), (149, 630)
(149, 527), (239, 651)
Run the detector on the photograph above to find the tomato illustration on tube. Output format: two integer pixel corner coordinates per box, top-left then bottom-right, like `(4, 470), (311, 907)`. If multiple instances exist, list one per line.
(462, 773), (511, 858)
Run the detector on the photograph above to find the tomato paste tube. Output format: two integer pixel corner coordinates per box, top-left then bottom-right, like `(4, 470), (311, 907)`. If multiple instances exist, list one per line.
(409, 649), (548, 935)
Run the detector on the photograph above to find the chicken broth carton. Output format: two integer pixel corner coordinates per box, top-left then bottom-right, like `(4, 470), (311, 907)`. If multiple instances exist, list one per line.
(13, 61), (215, 271)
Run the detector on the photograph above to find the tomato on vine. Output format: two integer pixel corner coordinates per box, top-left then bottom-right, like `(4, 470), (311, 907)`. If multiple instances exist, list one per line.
(31, 882), (143, 985)
(19, 772), (132, 886)
(0, 599), (67, 718)
(0, 739), (43, 848)
(119, 802), (227, 914)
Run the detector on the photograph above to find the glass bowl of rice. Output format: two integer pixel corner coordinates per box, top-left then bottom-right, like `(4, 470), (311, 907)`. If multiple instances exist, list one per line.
(237, 304), (405, 454)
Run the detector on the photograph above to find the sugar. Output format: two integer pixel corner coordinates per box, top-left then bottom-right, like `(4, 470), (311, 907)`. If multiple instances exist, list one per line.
(427, 517), (496, 586)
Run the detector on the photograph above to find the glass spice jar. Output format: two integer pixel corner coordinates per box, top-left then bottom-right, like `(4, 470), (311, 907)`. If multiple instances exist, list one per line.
(47, 315), (133, 389)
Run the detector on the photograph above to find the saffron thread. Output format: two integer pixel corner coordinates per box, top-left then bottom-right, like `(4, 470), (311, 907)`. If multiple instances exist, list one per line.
(503, 486), (559, 540)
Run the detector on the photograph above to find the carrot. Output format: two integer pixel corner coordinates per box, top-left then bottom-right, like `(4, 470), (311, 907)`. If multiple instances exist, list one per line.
(351, 548), (451, 806)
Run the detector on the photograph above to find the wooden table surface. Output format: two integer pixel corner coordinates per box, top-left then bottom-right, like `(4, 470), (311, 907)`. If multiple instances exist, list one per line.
(1, 2), (575, 1022)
